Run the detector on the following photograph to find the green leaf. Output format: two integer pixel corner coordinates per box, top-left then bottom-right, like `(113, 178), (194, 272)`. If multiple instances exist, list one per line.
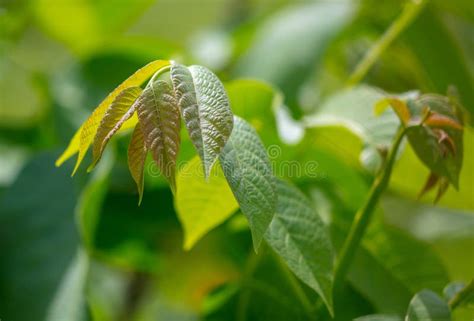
(305, 85), (399, 151)
(175, 156), (239, 250)
(127, 122), (147, 204)
(56, 59), (171, 172)
(219, 116), (276, 251)
(234, 1), (353, 112)
(170, 63), (234, 178)
(0, 153), (81, 321)
(264, 179), (334, 315)
(46, 249), (89, 321)
(136, 80), (181, 192)
(354, 315), (402, 321)
(90, 86), (142, 169)
(406, 290), (451, 321)
(405, 94), (464, 188)
(444, 280), (474, 309)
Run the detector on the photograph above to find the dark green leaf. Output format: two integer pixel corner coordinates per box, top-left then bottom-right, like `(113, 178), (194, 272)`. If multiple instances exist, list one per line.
(171, 63), (233, 178)
(219, 116), (276, 251)
(264, 179), (334, 314)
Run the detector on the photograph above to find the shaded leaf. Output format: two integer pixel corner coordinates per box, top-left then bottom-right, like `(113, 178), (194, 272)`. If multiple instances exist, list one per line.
(171, 63), (233, 178)
(175, 156), (238, 250)
(0, 153), (81, 321)
(56, 59), (171, 172)
(136, 80), (180, 192)
(354, 315), (401, 321)
(234, 1), (353, 112)
(90, 86), (142, 169)
(264, 179), (334, 314)
(406, 290), (451, 321)
(405, 94), (464, 188)
(219, 116), (276, 251)
(127, 123), (147, 204)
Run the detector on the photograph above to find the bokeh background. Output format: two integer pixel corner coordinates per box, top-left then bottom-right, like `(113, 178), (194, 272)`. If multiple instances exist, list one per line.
(0, 0), (473, 320)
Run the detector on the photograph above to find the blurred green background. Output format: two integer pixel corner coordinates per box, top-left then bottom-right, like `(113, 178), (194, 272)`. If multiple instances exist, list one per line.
(0, 0), (473, 320)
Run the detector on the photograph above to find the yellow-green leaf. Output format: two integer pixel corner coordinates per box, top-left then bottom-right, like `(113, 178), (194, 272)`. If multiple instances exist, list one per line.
(90, 86), (142, 170)
(55, 59), (170, 172)
(136, 80), (180, 192)
(127, 123), (147, 205)
(175, 156), (238, 250)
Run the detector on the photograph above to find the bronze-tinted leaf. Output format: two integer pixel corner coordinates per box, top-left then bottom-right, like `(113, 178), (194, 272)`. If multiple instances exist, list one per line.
(136, 80), (180, 192)
(90, 87), (143, 170)
(127, 123), (147, 204)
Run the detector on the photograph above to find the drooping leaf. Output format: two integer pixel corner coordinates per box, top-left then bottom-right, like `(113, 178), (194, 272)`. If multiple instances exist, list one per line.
(406, 290), (451, 321)
(170, 63), (234, 178)
(405, 94), (464, 188)
(175, 156), (239, 250)
(136, 80), (180, 192)
(219, 116), (276, 251)
(264, 179), (334, 315)
(127, 123), (147, 204)
(90, 86), (142, 169)
(56, 59), (171, 172)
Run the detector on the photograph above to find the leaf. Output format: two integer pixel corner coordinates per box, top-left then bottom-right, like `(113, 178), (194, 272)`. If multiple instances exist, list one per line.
(405, 94), (464, 188)
(219, 116), (276, 251)
(90, 86), (142, 169)
(444, 280), (474, 309)
(406, 290), (451, 321)
(175, 156), (239, 250)
(46, 249), (89, 321)
(264, 179), (334, 315)
(170, 63), (234, 178)
(56, 59), (171, 172)
(234, 1), (353, 112)
(127, 122), (147, 204)
(354, 315), (402, 321)
(136, 80), (180, 192)
(0, 153), (81, 321)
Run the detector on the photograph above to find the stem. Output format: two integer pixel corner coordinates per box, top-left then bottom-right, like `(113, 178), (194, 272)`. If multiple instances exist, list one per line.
(449, 279), (474, 310)
(347, 0), (428, 86)
(333, 127), (406, 293)
(148, 65), (171, 86)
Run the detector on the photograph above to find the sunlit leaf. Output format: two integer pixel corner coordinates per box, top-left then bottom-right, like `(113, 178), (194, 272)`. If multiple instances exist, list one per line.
(406, 290), (451, 321)
(136, 80), (180, 192)
(264, 179), (334, 315)
(175, 156), (238, 250)
(170, 63), (233, 178)
(219, 116), (276, 251)
(90, 86), (142, 169)
(127, 123), (147, 204)
(56, 59), (171, 172)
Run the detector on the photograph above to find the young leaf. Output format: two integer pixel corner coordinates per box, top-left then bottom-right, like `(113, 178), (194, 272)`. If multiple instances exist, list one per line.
(405, 94), (464, 189)
(170, 63), (233, 178)
(264, 179), (334, 315)
(136, 80), (180, 192)
(175, 156), (239, 250)
(127, 123), (147, 204)
(406, 290), (451, 321)
(56, 59), (171, 172)
(90, 86), (143, 169)
(219, 116), (276, 251)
